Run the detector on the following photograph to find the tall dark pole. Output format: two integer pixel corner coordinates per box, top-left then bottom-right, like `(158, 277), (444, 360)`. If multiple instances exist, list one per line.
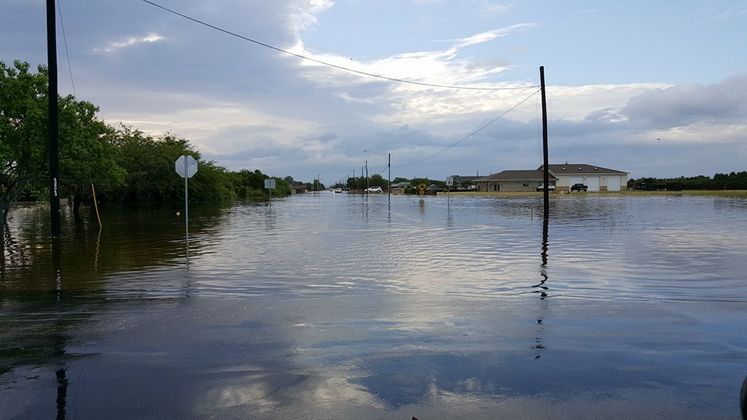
(540, 66), (549, 216)
(47, 0), (61, 237)
(388, 153), (391, 199)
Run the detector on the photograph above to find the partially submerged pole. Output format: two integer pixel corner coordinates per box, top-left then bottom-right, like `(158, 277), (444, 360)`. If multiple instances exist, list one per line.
(388, 153), (391, 203)
(540, 66), (549, 216)
(184, 158), (189, 265)
(47, 0), (61, 237)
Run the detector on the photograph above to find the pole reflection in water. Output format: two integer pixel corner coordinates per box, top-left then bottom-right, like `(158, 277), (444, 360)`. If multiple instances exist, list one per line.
(52, 238), (69, 420)
(532, 209), (550, 359)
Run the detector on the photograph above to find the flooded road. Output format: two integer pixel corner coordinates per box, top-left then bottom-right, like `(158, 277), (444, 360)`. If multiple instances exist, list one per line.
(2, 194), (746, 418)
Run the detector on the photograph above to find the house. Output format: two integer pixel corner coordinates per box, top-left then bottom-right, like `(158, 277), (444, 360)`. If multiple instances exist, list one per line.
(290, 181), (308, 194)
(390, 182), (410, 194)
(539, 163), (628, 192)
(474, 170), (557, 192)
(445, 175), (480, 191)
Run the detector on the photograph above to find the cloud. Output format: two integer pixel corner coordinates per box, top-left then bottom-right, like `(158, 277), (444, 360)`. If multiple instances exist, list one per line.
(451, 24), (536, 49)
(93, 32), (164, 54)
(476, 1), (512, 17)
(713, 4), (747, 20)
(621, 73), (747, 128)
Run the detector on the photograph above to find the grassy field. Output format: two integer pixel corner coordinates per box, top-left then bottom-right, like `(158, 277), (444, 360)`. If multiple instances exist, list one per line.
(446, 190), (747, 198)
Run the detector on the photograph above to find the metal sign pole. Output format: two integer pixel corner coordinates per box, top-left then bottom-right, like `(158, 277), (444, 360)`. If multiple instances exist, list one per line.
(175, 155), (197, 267)
(184, 157), (189, 265)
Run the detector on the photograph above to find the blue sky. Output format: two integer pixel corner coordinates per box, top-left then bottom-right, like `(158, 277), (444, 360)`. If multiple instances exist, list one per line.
(1, 0), (746, 184)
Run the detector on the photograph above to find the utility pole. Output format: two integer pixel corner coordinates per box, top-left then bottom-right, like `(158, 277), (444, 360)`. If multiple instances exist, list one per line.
(388, 153), (391, 201)
(47, 0), (61, 237)
(540, 66), (550, 216)
(365, 160), (368, 191)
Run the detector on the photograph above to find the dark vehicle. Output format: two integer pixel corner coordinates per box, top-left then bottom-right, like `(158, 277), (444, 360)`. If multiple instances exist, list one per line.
(571, 183), (588, 192)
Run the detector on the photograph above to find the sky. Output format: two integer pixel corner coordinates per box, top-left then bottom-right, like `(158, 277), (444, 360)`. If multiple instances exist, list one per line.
(1, 0), (746, 184)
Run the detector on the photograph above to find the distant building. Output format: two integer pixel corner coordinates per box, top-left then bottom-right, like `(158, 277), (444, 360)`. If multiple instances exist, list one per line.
(449, 175), (481, 188)
(474, 170), (556, 192)
(290, 181), (308, 194)
(539, 163), (628, 192)
(390, 182), (410, 194)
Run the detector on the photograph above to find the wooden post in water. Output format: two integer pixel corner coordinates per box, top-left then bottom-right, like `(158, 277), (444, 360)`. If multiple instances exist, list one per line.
(540, 66), (550, 217)
(47, 0), (61, 237)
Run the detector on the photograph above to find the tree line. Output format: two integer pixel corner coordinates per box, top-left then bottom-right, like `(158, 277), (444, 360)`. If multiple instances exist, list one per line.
(331, 175), (451, 193)
(628, 172), (747, 191)
(1, 60), (299, 225)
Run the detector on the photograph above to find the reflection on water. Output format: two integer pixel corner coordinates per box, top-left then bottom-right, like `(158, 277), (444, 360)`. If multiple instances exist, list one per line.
(2, 195), (747, 419)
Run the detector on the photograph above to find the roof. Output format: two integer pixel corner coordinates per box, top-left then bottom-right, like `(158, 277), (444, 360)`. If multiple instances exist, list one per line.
(538, 163), (628, 175)
(450, 175), (481, 183)
(475, 170), (557, 182)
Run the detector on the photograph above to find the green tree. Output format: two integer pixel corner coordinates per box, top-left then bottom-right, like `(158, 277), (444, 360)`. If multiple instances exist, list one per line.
(108, 127), (193, 203)
(58, 97), (125, 218)
(0, 61), (48, 227)
(369, 174), (386, 188)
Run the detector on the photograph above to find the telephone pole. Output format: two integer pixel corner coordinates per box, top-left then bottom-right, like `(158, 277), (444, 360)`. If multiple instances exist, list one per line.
(540, 66), (549, 216)
(47, 0), (61, 237)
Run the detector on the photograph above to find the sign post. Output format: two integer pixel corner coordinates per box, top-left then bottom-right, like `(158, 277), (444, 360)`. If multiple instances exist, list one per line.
(446, 176), (454, 205)
(264, 178), (276, 205)
(175, 155), (198, 265)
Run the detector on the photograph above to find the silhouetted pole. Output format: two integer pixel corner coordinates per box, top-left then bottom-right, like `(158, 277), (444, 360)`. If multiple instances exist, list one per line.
(47, 0), (61, 237)
(540, 66), (549, 216)
(388, 153), (391, 201)
(365, 160), (369, 191)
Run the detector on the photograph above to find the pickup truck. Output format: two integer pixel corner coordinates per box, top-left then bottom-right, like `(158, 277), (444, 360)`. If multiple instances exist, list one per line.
(570, 183), (588, 192)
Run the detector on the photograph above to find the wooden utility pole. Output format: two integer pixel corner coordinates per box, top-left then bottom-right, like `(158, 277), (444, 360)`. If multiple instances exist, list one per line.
(388, 153), (391, 201)
(47, 0), (61, 237)
(540, 66), (549, 216)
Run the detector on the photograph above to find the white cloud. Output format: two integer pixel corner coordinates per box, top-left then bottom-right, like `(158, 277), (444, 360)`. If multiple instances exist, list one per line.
(99, 91), (319, 156)
(452, 24), (536, 49)
(286, 0), (336, 35)
(93, 32), (164, 54)
(478, 1), (513, 17)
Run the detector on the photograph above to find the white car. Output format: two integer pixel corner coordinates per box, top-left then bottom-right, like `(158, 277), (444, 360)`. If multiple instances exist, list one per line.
(366, 186), (383, 193)
(536, 184), (556, 192)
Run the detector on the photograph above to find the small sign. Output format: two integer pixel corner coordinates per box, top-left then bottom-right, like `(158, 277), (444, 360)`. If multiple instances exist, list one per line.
(264, 178), (276, 189)
(446, 176), (454, 187)
(175, 155), (198, 178)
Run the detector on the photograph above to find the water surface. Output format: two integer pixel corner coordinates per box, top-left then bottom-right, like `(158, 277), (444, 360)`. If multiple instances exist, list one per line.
(1, 194), (746, 418)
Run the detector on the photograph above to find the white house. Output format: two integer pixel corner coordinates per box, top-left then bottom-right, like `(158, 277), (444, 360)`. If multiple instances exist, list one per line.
(539, 163), (628, 192)
(474, 170), (557, 192)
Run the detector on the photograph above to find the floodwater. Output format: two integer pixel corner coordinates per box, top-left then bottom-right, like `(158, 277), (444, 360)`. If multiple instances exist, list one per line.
(1, 193), (746, 419)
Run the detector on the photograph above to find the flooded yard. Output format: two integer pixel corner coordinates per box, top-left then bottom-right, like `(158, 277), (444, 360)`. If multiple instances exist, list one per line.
(2, 193), (746, 419)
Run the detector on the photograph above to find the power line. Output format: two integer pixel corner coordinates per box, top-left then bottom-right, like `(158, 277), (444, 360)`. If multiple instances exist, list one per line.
(140, 0), (538, 92)
(57, 0), (76, 96)
(393, 88), (541, 168)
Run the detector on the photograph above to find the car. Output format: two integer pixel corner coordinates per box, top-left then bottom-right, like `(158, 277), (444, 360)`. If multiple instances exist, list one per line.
(365, 186), (383, 193)
(536, 184), (556, 192)
(570, 183), (588, 192)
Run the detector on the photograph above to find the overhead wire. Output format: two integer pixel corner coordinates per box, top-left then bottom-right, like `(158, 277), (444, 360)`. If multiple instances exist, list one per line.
(393, 88), (541, 168)
(140, 0), (538, 92)
(57, 0), (76, 96)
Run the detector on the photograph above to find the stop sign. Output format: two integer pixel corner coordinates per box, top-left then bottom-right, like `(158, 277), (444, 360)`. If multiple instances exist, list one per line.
(175, 155), (198, 178)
